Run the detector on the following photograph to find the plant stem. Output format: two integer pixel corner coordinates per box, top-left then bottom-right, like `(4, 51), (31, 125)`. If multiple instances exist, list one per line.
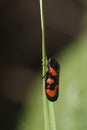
(39, 0), (50, 130)
(39, 1), (57, 130)
(48, 102), (57, 130)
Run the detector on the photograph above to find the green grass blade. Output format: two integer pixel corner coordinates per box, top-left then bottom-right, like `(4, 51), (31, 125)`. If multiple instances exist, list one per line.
(39, 0), (57, 130)
(39, 0), (50, 130)
(48, 102), (57, 130)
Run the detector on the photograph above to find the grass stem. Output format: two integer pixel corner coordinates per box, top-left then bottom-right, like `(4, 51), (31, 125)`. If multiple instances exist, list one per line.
(39, 0), (57, 130)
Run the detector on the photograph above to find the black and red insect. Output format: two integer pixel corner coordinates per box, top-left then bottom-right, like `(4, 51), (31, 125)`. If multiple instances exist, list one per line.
(45, 58), (60, 102)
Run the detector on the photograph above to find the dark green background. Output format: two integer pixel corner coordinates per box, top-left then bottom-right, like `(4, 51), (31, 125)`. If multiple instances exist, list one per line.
(17, 30), (87, 130)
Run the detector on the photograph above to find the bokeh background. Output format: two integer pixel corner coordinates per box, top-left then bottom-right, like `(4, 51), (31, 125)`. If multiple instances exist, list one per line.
(0, 0), (87, 130)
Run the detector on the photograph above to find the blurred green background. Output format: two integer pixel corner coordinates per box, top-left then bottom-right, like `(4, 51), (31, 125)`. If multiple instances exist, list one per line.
(17, 20), (87, 130)
(0, 1), (87, 130)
